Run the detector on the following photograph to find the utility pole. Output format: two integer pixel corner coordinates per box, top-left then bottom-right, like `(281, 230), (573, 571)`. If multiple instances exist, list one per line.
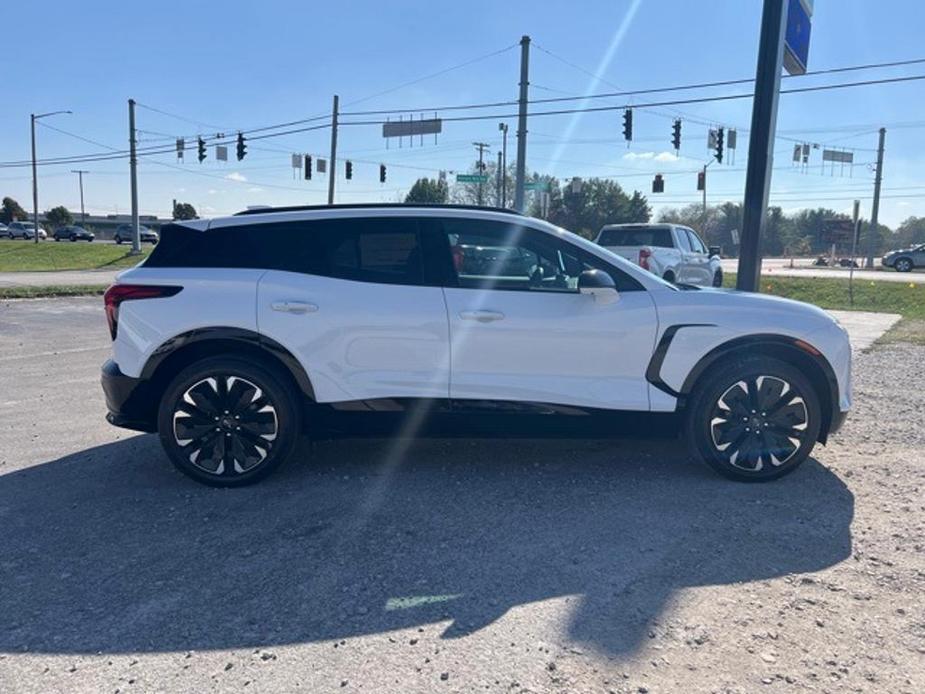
(737, 0), (787, 292)
(128, 98), (141, 254)
(328, 94), (339, 205)
(31, 110), (72, 243)
(849, 199), (860, 305)
(513, 35), (530, 212)
(865, 127), (886, 268)
(473, 142), (489, 206)
(496, 151), (503, 206)
(71, 170), (89, 225)
(701, 164), (708, 226)
(498, 122), (509, 207)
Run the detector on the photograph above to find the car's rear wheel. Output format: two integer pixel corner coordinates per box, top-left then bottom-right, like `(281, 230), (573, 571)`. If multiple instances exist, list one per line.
(663, 270), (676, 284)
(895, 257), (913, 272)
(684, 356), (821, 482)
(712, 269), (723, 287)
(157, 356), (302, 487)
(115, 235), (122, 244)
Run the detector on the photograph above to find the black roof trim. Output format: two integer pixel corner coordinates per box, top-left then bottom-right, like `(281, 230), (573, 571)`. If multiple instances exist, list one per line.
(233, 203), (524, 217)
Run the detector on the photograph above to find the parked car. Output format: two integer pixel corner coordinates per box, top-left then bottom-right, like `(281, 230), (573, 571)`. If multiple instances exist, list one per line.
(595, 223), (723, 287)
(881, 244), (925, 272)
(113, 224), (158, 244)
(0, 223), (8, 236)
(7, 221), (47, 240)
(53, 225), (95, 242)
(101, 204), (851, 487)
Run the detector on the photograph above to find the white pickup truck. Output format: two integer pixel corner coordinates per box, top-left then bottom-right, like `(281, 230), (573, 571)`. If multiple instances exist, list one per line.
(595, 223), (723, 287)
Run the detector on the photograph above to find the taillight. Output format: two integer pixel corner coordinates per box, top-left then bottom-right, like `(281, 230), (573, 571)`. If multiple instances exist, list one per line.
(104, 284), (182, 340)
(638, 248), (651, 271)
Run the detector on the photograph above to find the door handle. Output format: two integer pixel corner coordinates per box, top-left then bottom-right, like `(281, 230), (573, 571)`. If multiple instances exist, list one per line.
(271, 300), (318, 314)
(459, 310), (505, 323)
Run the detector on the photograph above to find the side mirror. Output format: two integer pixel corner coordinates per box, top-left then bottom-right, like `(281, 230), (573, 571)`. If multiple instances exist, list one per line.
(578, 269), (619, 305)
(708, 245), (722, 258)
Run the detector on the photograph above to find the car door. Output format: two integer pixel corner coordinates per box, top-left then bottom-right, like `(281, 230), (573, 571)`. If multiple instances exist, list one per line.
(255, 216), (451, 404)
(438, 217), (658, 411)
(684, 229), (714, 286)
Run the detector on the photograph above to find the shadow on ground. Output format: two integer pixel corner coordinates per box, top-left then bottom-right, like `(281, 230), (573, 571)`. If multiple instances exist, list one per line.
(0, 430), (853, 656)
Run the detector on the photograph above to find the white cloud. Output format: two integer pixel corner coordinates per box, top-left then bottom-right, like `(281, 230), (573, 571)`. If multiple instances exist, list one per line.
(225, 172), (247, 182)
(654, 152), (678, 162)
(247, 186), (264, 193)
(207, 189), (220, 195)
(622, 151), (655, 161)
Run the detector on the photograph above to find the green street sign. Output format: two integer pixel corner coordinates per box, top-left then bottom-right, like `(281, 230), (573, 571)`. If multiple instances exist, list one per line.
(524, 181), (550, 191)
(456, 174), (489, 183)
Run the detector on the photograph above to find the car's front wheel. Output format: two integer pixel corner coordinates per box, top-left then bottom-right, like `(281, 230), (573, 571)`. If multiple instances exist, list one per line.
(894, 257), (913, 272)
(685, 356), (821, 481)
(157, 356), (302, 486)
(114, 235), (122, 244)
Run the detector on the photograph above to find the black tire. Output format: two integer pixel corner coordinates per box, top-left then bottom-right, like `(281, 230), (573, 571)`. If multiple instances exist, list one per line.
(157, 356), (302, 487)
(115, 235), (122, 244)
(684, 355), (821, 482)
(894, 257), (913, 273)
(712, 270), (723, 287)
(70, 236), (77, 242)
(663, 270), (676, 284)
(54, 236), (61, 242)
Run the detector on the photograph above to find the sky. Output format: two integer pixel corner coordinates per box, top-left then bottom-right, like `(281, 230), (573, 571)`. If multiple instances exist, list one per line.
(1, 0), (923, 228)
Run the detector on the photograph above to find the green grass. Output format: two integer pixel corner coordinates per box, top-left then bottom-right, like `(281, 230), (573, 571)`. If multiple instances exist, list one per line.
(0, 239), (149, 272)
(0, 284), (109, 300)
(723, 273), (925, 320)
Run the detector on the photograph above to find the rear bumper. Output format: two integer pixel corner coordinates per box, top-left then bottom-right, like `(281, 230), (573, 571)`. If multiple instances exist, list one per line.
(101, 359), (157, 432)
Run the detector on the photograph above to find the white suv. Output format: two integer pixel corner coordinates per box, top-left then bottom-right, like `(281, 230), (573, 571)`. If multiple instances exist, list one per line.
(101, 204), (851, 486)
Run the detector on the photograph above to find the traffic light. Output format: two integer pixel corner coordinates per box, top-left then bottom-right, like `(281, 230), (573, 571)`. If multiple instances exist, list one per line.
(236, 132), (247, 161)
(304, 155), (312, 180)
(622, 108), (633, 142)
(671, 119), (682, 151)
(379, 164), (386, 183)
(714, 127), (724, 164)
(652, 174), (664, 193)
(697, 170), (705, 191)
(197, 137), (206, 163)
(345, 160), (353, 180)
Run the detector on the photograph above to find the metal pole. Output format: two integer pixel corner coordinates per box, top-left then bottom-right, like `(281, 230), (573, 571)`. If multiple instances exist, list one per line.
(30, 114), (39, 244)
(496, 151), (503, 206)
(328, 95), (339, 205)
(72, 170), (88, 224)
(513, 35), (530, 212)
(128, 98), (141, 254)
(701, 163), (707, 227)
(865, 127), (886, 268)
(849, 199), (860, 305)
(737, 0), (787, 292)
(499, 123), (508, 208)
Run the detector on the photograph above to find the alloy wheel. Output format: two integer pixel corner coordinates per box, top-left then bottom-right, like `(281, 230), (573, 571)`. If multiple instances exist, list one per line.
(709, 375), (808, 472)
(172, 375), (278, 476)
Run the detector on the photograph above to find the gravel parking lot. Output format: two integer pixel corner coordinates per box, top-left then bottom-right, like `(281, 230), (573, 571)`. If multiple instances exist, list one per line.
(1, 297), (923, 694)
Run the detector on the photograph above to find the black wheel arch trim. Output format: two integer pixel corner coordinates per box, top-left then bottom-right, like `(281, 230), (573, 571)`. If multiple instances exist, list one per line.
(140, 327), (316, 400)
(647, 325), (841, 441)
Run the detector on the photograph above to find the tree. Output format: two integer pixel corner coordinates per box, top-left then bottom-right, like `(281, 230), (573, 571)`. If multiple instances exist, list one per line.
(173, 202), (198, 220)
(893, 216), (925, 248)
(1, 197), (27, 224)
(44, 206), (73, 229)
(541, 177), (649, 239)
(404, 177), (448, 205)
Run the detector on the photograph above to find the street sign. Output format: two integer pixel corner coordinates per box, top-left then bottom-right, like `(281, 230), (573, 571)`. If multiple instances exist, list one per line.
(383, 118), (442, 139)
(821, 218), (853, 244)
(456, 173), (488, 183)
(783, 0), (813, 76)
(524, 180), (549, 191)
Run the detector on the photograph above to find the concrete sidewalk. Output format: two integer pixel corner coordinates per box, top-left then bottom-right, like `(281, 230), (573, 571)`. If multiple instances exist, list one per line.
(826, 310), (901, 351)
(0, 268), (121, 287)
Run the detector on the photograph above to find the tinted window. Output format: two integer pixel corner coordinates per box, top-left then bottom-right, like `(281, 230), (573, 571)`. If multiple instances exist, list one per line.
(441, 218), (642, 292)
(145, 217), (425, 286)
(675, 229), (692, 252)
(597, 226), (673, 248)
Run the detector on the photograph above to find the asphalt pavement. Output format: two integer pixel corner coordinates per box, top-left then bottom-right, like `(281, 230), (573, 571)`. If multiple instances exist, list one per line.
(1, 297), (920, 693)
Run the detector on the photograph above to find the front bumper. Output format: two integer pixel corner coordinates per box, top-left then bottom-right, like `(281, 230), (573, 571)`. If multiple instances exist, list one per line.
(101, 359), (157, 432)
